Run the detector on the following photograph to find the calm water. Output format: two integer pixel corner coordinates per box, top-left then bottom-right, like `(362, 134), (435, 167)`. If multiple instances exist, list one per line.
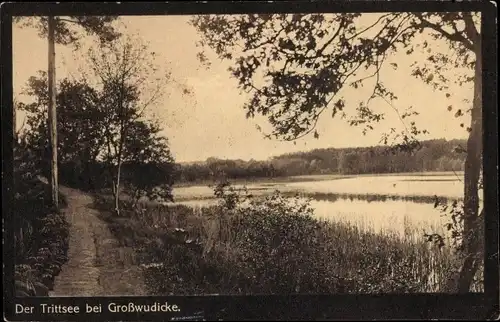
(285, 174), (465, 198)
(170, 172), (481, 239)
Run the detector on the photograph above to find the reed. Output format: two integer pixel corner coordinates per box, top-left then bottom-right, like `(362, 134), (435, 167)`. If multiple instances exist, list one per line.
(93, 191), (482, 295)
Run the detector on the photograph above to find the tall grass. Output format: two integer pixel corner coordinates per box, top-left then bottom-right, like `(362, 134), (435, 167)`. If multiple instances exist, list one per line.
(92, 184), (475, 295)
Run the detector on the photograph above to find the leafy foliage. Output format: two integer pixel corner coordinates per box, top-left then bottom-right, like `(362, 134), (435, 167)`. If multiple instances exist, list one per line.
(427, 196), (484, 255)
(13, 16), (121, 47)
(423, 195), (484, 291)
(14, 139), (70, 297)
(18, 74), (105, 176)
(191, 13), (478, 145)
(121, 121), (176, 207)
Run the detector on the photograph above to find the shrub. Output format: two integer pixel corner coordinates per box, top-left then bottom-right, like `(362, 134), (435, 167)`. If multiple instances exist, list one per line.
(14, 139), (70, 297)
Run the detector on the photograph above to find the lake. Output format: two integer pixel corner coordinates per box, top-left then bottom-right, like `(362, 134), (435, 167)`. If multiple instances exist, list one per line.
(170, 171), (482, 240)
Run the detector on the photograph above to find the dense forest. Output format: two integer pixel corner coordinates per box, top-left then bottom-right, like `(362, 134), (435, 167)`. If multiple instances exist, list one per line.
(174, 138), (467, 183)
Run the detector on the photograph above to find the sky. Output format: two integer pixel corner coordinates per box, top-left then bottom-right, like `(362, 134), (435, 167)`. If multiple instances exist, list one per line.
(12, 14), (475, 163)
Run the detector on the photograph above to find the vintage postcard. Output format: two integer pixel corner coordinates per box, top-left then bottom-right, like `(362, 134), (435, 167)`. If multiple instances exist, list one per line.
(2, 1), (498, 320)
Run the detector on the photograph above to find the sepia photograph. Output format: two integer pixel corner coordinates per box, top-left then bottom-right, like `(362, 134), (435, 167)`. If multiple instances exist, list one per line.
(6, 3), (494, 312)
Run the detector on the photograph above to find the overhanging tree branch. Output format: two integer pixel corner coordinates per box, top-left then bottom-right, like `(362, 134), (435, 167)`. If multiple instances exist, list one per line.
(58, 18), (80, 24)
(462, 12), (481, 51)
(415, 13), (475, 51)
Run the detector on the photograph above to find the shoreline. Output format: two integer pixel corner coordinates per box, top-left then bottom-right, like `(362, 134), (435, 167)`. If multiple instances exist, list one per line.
(172, 171), (465, 188)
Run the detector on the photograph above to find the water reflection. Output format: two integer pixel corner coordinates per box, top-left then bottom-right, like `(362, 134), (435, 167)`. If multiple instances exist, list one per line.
(309, 199), (447, 239)
(170, 197), (450, 240)
(285, 175), (465, 199)
(173, 174), (476, 202)
(169, 173), (480, 241)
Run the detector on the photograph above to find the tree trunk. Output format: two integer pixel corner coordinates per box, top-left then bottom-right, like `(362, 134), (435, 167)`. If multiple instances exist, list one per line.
(47, 16), (59, 211)
(13, 99), (17, 143)
(114, 161), (122, 216)
(456, 42), (483, 293)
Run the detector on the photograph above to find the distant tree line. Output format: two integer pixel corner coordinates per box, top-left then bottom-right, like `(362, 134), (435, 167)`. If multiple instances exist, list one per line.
(173, 138), (466, 183)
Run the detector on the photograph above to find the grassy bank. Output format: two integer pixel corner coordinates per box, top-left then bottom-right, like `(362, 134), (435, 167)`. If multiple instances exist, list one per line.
(92, 189), (467, 295)
(14, 176), (69, 297)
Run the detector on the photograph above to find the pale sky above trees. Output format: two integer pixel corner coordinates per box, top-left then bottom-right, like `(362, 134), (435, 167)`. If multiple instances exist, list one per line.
(13, 14), (473, 163)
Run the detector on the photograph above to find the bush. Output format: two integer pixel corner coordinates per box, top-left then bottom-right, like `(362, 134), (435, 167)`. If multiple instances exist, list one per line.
(14, 139), (70, 297)
(58, 160), (109, 191)
(224, 193), (338, 293)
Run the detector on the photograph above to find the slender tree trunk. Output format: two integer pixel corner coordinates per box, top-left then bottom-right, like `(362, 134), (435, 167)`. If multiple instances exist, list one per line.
(111, 174), (117, 197)
(456, 42), (483, 293)
(47, 16), (59, 210)
(13, 99), (17, 143)
(114, 160), (122, 216)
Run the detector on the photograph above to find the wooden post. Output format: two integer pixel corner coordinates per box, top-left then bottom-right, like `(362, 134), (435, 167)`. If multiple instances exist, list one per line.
(47, 16), (59, 210)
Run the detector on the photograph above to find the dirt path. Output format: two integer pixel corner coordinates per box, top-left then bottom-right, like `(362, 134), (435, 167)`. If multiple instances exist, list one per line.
(49, 184), (147, 296)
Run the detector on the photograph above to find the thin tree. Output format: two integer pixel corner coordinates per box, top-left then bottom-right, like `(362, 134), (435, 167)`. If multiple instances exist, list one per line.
(85, 35), (171, 216)
(14, 16), (121, 211)
(191, 12), (483, 292)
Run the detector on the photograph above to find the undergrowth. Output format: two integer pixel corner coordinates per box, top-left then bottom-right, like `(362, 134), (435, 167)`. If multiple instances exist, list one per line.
(93, 181), (464, 295)
(14, 141), (70, 297)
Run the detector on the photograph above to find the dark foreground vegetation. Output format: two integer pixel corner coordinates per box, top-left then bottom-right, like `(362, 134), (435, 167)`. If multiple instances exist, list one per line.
(14, 140), (70, 297)
(92, 182), (483, 295)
